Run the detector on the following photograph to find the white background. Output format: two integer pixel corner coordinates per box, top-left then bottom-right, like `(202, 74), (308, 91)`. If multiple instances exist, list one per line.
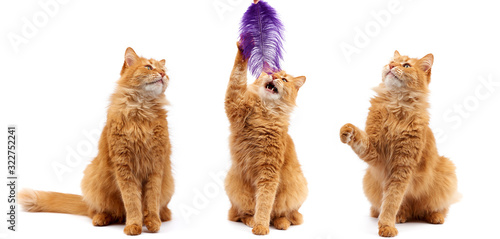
(1, 0), (499, 238)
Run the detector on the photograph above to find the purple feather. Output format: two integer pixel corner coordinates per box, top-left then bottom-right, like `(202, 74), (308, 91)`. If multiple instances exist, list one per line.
(239, 1), (284, 78)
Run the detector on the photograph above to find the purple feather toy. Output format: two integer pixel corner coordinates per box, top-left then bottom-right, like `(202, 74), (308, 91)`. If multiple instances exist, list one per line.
(239, 0), (284, 78)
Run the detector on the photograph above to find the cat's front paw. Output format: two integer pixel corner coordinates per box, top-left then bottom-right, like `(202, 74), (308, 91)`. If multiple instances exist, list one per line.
(252, 224), (270, 235)
(378, 225), (398, 237)
(144, 213), (161, 233)
(340, 123), (356, 144)
(124, 223), (142, 236)
(237, 41), (243, 52)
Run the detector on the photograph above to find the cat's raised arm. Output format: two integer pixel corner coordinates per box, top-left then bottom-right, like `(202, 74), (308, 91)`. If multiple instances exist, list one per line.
(340, 123), (379, 165)
(228, 41), (248, 94)
(225, 42), (250, 123)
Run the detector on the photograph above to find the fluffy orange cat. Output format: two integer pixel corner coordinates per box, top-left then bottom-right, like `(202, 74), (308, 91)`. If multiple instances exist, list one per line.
(224, 42), (308, 235)
(340, 51), (459, 237)
(19, 47), (174, 235)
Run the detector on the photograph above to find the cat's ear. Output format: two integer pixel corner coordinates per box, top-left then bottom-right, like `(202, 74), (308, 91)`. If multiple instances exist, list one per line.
(394, 50), (401, 59)
(124, 47), (139, 67)
(418, 53), (433, 72)
(294, 76), (306, 89)
(160, 59), (166, 66)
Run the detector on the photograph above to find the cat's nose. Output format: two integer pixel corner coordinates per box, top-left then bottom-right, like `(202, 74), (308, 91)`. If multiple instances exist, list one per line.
(272, 74), (278, 80)
(159, 72), (165, 77)
(389, 63), (397, 69)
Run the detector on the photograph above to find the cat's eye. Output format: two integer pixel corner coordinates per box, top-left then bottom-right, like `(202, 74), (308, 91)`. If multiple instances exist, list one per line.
(145, 65), (153, 70)
(282, 78), (288, 82)
(403, 63), (411, 68)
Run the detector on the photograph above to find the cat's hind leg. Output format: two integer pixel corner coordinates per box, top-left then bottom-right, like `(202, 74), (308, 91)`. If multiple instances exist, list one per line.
(395, 203), (410, 224)
(241, 216), (255, 228)
(159, 166), (174, 223)
(228, 205), (239, 222)
(287, 210), (303, 225)
(82, 163), (126, 227)
(424, 211), (446, 224)
(229, 205), (255, 227)
(92, 212), (113, 226)
(273, 217), (291, 230)
(270, 210), (300, 230)
(363, 170), (383, 219)
(90, 210), (124, 226)
(423, 208), (447, 224)
(226, 169), (256, 228)
(370, 206), (380, 218)
(159, 206), (171, 222)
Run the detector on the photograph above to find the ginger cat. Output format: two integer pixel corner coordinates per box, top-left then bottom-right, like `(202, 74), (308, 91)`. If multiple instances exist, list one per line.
(224, 42), (308, 235)
(340, 51), (459, 237)
(19, 47), (174, 235)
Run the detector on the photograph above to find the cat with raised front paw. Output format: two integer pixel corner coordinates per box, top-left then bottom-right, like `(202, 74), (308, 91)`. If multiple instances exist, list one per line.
(340, 51), (459, 237)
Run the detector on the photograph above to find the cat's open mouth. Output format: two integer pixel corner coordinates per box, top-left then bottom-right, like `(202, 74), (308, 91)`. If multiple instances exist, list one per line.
(265, 81), (278, 94)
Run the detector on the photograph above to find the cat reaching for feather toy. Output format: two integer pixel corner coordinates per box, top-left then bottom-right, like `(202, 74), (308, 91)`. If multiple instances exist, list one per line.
(224, 1), (308, 235)
(225, 40), (308, 236)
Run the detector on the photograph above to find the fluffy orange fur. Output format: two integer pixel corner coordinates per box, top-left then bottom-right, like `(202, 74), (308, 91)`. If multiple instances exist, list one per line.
(340, 51), (459, 237)
(224, 42), (308, 235)
(19, 47), (174, 236)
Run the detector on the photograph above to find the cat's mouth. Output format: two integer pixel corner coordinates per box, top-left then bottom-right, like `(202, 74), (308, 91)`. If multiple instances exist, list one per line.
(147, 79), (163, 85)
(265, 81), (279, 94)
(386, 71), (400, 81)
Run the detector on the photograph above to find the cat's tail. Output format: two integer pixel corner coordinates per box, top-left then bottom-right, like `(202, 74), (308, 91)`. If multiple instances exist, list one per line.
(18, 189), (89, 216)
